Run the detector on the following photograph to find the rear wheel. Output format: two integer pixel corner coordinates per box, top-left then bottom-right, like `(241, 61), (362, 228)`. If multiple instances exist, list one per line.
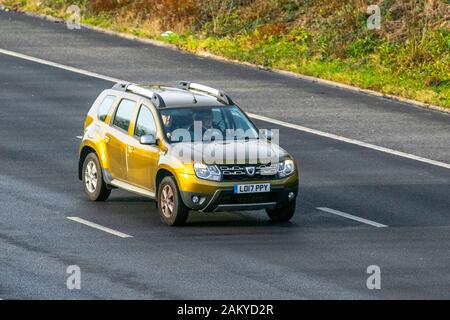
(266, 201), (296, 222)
(82, 153), (111, 201)
(158, 176), (189, 226)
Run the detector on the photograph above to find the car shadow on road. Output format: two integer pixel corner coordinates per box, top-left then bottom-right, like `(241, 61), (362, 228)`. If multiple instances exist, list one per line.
(186, 211), (297, 228)
(93, 194), (302, 229)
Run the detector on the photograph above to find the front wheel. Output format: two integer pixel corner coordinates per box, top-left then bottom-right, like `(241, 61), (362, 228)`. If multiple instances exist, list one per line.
(266, 201), (296, 222)
(158, 176), (189, 226)
(82, 153), (111, 201)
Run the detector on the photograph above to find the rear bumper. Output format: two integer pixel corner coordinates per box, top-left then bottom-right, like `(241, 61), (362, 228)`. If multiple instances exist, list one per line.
(180, 184), (298, 212)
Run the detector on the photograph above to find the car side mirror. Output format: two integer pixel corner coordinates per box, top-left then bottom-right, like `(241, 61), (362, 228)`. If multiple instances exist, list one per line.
(140, 134), (156, 145)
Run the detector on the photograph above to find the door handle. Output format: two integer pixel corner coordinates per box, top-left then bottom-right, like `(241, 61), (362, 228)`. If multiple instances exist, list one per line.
(104, 135), (110, 143)
(127, 145), (134, 153)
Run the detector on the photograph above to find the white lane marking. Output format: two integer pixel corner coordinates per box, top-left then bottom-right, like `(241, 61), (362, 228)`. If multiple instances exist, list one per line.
(249, 113), (450, 170)
(0, 48), (122, 83)
(1, 48), (449, 170)
(67, 217), (133, 238)
(316, 207), (388, 228)
(76, 136), (82, 140)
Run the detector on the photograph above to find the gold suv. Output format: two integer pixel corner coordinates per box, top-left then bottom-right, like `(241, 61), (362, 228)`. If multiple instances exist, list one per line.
(79, 82), (299, 226)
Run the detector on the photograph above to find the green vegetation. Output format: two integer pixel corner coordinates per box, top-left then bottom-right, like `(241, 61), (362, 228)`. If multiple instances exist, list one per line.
(2, 0), (449, 108)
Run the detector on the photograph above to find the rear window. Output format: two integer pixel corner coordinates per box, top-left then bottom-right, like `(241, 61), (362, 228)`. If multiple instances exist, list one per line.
(113, 99), (136, 132)
(97, 95), (116, 122)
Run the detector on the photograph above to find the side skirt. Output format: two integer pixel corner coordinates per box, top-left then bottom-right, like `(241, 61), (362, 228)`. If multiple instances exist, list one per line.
(102, 168), (155, 199)
(109, 179), (156, 199)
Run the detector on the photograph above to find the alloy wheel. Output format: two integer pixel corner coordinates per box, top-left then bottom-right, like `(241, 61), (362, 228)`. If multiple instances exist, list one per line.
(160, 184), (174, 218)
(84, 160), (98, 193)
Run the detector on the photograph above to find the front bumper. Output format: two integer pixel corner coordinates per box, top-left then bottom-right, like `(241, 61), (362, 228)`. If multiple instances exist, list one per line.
(180, 184), (299, 212)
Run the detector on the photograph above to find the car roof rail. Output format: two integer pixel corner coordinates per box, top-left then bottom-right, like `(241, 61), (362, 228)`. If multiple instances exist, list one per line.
(111, 83), (166, 108)
(111, 83), (129, 91)
(176, 81), (233, 105)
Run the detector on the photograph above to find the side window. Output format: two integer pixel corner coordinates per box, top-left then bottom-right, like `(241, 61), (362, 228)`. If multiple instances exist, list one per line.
(97, 95), (116, 122)
(113, 99), (136, 132)
(135, 105), (157, 138)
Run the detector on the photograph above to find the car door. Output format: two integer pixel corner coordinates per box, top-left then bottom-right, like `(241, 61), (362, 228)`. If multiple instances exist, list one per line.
(126, 104), (160, 191)
(104, 98), (137, 181)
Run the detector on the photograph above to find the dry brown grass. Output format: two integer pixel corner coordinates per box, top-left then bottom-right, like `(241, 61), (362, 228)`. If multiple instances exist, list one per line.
(87, 0), (200, 34)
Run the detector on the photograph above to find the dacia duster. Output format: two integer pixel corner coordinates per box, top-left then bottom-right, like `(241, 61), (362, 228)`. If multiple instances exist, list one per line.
(79, 82), (298, 226)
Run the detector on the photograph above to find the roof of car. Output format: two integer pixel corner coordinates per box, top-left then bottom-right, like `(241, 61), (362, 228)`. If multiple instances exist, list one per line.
(146, 86), (225, 108)
(111, 82), (233, 109)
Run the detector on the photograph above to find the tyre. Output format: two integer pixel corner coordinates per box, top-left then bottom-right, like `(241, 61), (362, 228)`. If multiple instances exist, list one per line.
(158, 176), (189, 226)
(266, 200), (296, 222)
(82, 153), (111, 201)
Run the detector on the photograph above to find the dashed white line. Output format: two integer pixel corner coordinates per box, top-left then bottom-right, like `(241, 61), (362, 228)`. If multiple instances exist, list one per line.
(316, 207), (388, 228)
(67, 217), (133, 238)
(1, 48), (449, 171)
(76, 136), (82, 140)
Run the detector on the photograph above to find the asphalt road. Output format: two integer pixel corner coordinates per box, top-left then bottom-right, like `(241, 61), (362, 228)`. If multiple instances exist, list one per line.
(0, 10), (450, 299)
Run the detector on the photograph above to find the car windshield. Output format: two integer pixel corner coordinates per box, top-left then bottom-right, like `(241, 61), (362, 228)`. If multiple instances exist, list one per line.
(160, 106), (259, 143)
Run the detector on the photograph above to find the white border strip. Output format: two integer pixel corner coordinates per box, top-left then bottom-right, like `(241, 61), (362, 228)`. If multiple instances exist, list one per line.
(67, 217), (133, 238)
(249, 113), (450, 170)
(1, 48), (449, 170)
(317, 207), (387, 228)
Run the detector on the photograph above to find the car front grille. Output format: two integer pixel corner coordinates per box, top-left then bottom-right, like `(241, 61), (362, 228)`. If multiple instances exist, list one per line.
(219, 164), (278, 181)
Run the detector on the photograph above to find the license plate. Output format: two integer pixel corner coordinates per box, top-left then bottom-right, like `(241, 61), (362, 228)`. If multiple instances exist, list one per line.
(234, 183), (271, 194)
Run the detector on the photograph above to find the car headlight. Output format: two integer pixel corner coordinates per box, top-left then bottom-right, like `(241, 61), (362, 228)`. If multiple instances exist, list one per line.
(278, 159), (295, 177)
(194, 163), (222, 181)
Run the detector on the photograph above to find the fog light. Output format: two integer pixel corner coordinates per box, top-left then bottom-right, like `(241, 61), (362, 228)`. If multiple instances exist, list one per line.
(288, 192), (295, 201)
(192, 195), (200, 204)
